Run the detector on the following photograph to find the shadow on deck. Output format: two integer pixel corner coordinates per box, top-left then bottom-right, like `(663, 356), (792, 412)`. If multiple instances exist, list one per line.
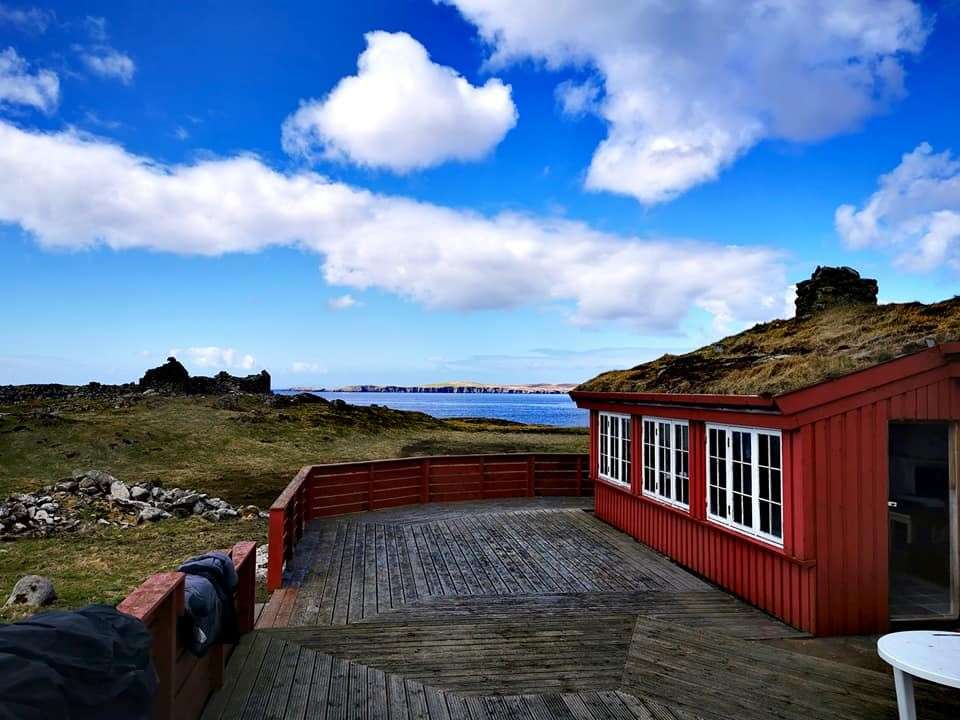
(203, 498), (959, 719)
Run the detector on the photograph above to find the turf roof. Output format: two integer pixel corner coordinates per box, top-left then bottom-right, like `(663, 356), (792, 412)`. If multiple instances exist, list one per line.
(577, 296), (960, 397)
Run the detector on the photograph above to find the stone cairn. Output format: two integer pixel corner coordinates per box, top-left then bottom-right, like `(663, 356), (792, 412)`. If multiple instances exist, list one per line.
(795, 265), (878, 317)
(0, 469), (265, 540)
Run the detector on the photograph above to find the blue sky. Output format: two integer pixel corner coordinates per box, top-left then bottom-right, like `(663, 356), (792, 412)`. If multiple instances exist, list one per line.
(2, 1), (960, 387)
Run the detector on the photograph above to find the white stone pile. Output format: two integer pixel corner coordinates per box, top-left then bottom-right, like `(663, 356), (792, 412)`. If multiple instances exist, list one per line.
(0, 470), (266, 539)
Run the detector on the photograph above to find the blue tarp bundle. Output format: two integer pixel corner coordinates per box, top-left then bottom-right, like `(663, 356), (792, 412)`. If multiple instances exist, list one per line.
(0, 604), (156, 720)
(177, 551), (239, 656)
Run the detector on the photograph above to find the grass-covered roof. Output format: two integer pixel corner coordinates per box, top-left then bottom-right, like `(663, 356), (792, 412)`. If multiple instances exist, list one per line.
(577, 270), (960, 397)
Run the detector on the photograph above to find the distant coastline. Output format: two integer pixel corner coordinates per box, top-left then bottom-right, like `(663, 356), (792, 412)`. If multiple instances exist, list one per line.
(285, 382), (577, 395)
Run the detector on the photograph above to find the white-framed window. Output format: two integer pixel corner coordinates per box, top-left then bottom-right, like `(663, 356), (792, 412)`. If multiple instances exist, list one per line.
(598, 412), (632, 486)
(642, 418), (689, 508)
(706, 424), (783, 545)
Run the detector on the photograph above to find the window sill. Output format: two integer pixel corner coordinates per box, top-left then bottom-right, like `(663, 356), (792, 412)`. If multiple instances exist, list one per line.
(597, 474), (631, 490)
(595, 478), (815, 568)
(706, 515), (795, 554)
(641, 490), (690, 514)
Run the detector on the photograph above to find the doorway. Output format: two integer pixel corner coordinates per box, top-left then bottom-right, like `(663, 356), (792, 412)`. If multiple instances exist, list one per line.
(888, 422), (958, 621)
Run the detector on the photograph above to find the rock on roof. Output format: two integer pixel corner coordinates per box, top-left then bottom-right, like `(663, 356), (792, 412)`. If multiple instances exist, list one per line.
(577, 267), (960, 397)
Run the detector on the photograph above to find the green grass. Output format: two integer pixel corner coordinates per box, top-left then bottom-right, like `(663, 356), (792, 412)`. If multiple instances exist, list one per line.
(0, 518), (267, 622)
(0, 394), (586, 507)
(0, 393), (586, 619)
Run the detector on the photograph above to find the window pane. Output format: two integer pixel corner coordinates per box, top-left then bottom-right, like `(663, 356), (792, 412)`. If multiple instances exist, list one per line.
(643, 420), (656, 492)
(772, 507), (782, 538)
(759, 500), (770, 534)
(622, 417), (631, 485)
(771, 470), (781, 503)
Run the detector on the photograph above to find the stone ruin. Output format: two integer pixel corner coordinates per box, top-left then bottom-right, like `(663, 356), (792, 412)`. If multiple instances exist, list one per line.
(138, 357), (271, 395)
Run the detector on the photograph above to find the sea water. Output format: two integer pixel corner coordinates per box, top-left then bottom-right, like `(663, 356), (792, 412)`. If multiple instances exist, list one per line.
(276, 391), (587, 427)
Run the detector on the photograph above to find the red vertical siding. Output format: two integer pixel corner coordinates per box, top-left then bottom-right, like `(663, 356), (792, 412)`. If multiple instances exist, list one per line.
(595, 480), (817, 631)
(809, 376), (959, 635)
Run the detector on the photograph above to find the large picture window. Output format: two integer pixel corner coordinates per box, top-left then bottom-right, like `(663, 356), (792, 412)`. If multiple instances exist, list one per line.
(598, 412), (632, 486)
(707, 425), (782, 545)
(642, 418), (689, 508)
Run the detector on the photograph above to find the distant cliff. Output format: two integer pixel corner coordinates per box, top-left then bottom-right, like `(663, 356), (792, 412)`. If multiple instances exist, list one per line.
(288, 381), (577, 395)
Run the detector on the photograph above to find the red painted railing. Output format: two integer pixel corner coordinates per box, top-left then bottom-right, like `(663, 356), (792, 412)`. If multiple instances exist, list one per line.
(118, 541), (257, 720)
(268, 453), (590, 591)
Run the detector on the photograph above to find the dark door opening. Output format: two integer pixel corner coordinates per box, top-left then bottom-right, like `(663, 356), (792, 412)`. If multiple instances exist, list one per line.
(888, 422), (957, 621)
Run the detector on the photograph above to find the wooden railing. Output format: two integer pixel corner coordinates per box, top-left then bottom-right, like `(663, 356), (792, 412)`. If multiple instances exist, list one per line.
(117, 541), (257, 720)
(268, 453), (591, 590)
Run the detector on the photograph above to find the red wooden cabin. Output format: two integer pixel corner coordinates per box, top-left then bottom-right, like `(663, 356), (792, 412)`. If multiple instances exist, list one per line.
(571, 269), (960, 636)
(573, 344), (960, 636)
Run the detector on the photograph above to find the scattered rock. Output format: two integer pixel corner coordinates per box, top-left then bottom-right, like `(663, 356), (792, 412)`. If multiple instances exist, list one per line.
(0, 470), (262, 539)
(109, 480), (130, 501)
(255, 544), (268, 582)
(139, 507), (169, 523)
(5, 575), (57, 607)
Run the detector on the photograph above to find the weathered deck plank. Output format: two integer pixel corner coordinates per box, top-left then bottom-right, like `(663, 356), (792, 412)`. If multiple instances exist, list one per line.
(206, 498), (960, 719)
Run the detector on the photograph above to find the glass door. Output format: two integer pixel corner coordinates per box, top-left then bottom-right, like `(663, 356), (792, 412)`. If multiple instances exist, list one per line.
(888, 422), (958, 621)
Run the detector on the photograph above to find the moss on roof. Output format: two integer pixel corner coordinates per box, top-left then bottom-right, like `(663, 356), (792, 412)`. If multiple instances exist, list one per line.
(577, 296), (960, 397)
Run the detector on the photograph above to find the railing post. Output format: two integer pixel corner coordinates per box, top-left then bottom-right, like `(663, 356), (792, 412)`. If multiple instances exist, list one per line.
(480, 456), (487, 499)
(294, 489), (303, 543)
(367, 464), (374, 511)
(304, 468), (314, 522)
(145, 573), (183, 720)
(233, 541), (257, 634)
(576, 456), (583, 496)
(420, 458), (430, 503)
(527, 455), (535, 497)
(267, 507), (284, 592)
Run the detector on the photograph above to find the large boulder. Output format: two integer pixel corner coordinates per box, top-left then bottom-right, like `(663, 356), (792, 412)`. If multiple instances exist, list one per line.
(795, 266), (878, 317)
(138, 357), (190, 392)
(5, 575), (57, 607)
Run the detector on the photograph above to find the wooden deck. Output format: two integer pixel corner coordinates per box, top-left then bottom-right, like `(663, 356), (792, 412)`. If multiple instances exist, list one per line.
(203, 499), (960, 719)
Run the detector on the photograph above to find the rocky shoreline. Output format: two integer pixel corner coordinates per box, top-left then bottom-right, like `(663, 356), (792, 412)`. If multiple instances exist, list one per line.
(290, 382), (576, 394)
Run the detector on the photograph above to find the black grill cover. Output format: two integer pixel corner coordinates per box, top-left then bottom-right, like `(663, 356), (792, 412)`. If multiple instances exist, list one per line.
(0, 604), (156, 720)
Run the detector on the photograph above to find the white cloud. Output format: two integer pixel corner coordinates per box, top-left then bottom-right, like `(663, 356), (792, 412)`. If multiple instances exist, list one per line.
(75, 16), (135, 85)
(0, 4), (53, 33)
(281, 31), (517, 172)
(171, 347), (257, 372)
(555, 77), (600, 118)
(0, 47), (58, 112)
(0, 120), (787, 331)
(836, 143), (960, 271)
(441, 0), (928, 204)
(81, 48), (135, 84)
(328, 293), (358, 310)
(291, 361), (326, 374)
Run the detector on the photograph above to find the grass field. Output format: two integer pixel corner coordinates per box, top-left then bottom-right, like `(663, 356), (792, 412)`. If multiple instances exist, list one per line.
(0, 393), (586, 619)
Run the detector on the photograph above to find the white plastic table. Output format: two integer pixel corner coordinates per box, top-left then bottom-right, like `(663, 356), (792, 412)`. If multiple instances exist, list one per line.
(877, 631), (960, 720)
